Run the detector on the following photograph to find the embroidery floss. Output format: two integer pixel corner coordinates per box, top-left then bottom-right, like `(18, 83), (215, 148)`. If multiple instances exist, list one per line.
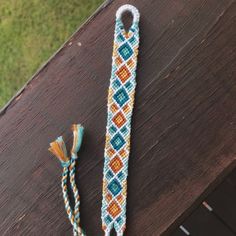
(49, 125), (85, 236)
(101, 4), (140, 236)
(70, 124), (85, 236)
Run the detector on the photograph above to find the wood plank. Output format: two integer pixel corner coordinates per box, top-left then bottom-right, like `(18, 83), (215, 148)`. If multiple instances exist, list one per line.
(0, 0), (236, 235)
(227, 168), (236, 188)
(182, 205), (235, 236)
(205, 179), (236, 233)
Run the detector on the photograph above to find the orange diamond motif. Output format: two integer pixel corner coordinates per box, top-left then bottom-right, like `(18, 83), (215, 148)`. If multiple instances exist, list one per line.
(116, 65), (131, 83)
(109, 156), (123, 173)
(112, 111), (126, 128)
(117, 194), (124, 204)
(106, 193), (112, 202)
(108, 200), (121, 218)
(123, 104), (130, 114)
(111, 103), (119, 113)
(119, 149), (127, 158)
(107, 148), (115, 158)
(115, 56), (123, 66)
(127, 58), (134, 68)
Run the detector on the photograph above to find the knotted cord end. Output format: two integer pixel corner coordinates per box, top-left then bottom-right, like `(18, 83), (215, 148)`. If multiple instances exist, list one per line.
(49, 136), (69, 164)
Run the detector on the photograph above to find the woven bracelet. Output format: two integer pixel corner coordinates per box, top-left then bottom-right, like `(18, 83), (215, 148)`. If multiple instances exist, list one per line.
(48, 4), (140, 236)
(101, 4), (140, 236)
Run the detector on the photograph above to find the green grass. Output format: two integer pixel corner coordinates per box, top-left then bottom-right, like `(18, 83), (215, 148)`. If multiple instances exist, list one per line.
(0, 0), (104, 108)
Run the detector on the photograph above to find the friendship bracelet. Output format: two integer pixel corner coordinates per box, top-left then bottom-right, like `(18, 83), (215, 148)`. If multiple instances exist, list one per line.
(49, 125), (85, 236)
(49, 4), (140, 236)
(101, 5), (140, 236)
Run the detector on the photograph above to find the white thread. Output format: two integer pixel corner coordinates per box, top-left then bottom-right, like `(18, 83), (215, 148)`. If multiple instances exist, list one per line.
(116, 4), (140, 24)
(117, 231), (123, 236)
(105, 230), (110, 236)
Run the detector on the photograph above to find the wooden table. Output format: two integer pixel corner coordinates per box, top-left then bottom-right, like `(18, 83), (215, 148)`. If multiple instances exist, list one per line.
(0, 0), (235, 235)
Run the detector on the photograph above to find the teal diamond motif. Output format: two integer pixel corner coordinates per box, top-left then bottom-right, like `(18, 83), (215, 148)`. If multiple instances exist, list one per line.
(105, 215), (112, 224)
(116, 216), (124, 225)
(118, 42), (133, 60)
(110, 133), (125, 151)
(106, 170), (114, 180)
(109, 125), (117, 134)
(117, 33), (125, 42)
(113, 88), (129, 107)
(113, 79), (121, 89)
(121, 126), (128, 135)
(117, 171), (125, 181)
(108, 178), (122, 196)
(125, 81), (133, 92)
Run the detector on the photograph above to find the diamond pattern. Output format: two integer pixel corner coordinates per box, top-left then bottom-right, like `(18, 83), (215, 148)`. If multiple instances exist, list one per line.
(109, 125), (117, 134)
(125, 81), (133, 92)
(116, 65), (131, 83)
(117, 171), (125, 181)
(113, 88), (129, 107)
(117, 33), (125, 42)
(109, 156), (123, 173)
(108, 200), (121, 218)
(106, 170), (114, 180)
(118, 42), (133, 61)
(110, 133), (125, 151)
(102, 9), (139, 233)
(120, 126), (128, 135)
(112, 111), (126, 128)
(112, 79), (121, 89)
(108, 178), (122, 196)
(104, 215), (112, 224)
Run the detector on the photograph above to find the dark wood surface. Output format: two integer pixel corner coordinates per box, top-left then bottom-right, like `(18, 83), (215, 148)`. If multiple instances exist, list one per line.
(178, 205), (235, 236)
(171, 168), (236, 236)
(0, 0), (236, 235)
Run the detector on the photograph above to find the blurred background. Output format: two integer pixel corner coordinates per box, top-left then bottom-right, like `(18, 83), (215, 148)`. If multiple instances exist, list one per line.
(0, 0), (103, 108)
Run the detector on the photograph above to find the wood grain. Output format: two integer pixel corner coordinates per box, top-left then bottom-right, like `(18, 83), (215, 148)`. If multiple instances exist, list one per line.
(180, 205), (235, 236)
(171, 168), (236, 235)
(0, 0), (236, 235)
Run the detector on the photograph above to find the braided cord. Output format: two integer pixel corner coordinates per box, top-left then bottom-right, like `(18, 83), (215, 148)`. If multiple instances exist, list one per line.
(49, 124), (85, 236)
(70, 157), (84, 236)
(61, 165), (76, 228)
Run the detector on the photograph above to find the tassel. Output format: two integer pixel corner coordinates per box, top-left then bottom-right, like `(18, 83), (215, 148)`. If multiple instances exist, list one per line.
(49, 136), (69, 164)
(71, 124), (84, 158)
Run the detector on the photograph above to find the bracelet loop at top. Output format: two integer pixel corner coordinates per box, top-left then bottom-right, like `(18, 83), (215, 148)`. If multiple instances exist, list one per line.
(116, 4), (140, 25)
